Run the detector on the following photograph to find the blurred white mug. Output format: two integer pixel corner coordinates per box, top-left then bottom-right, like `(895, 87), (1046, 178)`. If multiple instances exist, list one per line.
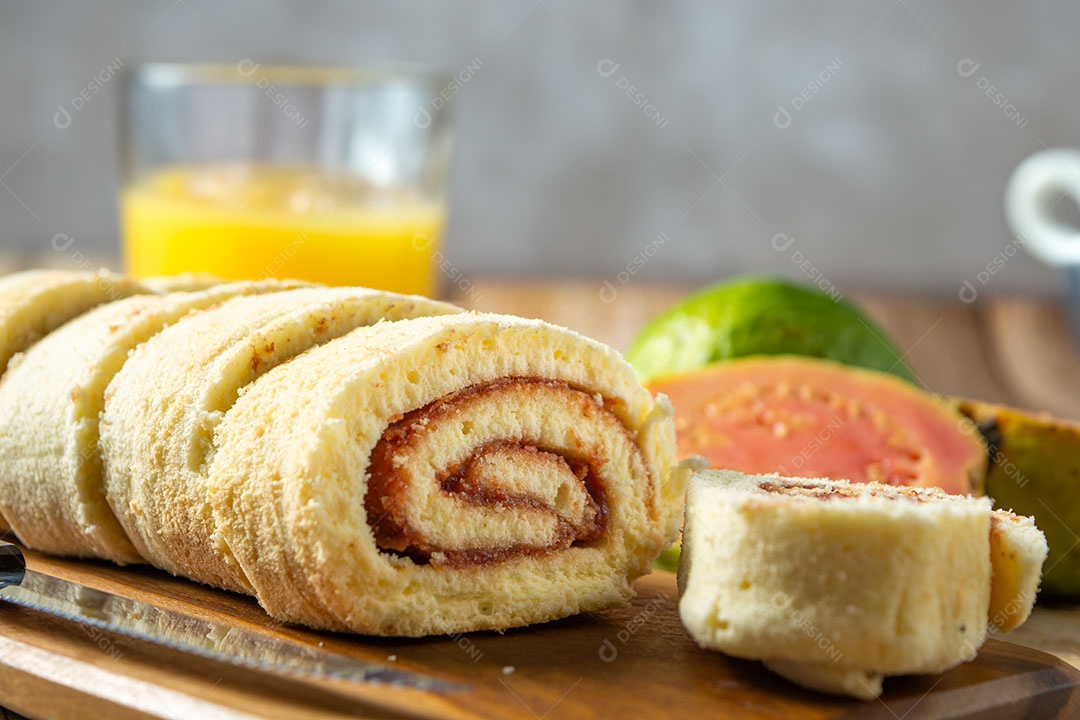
(1006, 147), (1080, 341)
(1006, 148), (1080, 264)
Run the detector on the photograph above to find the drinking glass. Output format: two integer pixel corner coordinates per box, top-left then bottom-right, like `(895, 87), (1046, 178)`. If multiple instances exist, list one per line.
(120, 62), (455, 296)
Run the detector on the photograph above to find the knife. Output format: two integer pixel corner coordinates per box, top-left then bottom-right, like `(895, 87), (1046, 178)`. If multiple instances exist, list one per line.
(0, 540), (462, 692)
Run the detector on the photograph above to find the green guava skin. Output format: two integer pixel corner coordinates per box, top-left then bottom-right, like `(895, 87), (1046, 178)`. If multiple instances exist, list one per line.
(957, 399), (1080, 599)
(626, 277), (917, 384)
(653, 544), (680, 573)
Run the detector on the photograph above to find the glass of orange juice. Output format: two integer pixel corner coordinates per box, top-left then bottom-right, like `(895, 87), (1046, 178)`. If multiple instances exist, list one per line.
(120, 63), (455, 296)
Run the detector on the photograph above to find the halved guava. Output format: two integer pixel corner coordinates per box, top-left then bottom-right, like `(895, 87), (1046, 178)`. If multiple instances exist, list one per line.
(627, 277), (917, 384)
(955, 399), (1080, 598)
(650, 356), (985, 494)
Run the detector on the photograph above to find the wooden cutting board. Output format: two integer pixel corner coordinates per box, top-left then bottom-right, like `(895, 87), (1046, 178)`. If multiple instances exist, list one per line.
(1, 547), (1078, 720)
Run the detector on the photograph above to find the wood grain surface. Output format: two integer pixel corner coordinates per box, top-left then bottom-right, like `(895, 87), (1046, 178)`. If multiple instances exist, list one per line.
(1, 277), (1079, 719)
(2, 548), (1079, 720)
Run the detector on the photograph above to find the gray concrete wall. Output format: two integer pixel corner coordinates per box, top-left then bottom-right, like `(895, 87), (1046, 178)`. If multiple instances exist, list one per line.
(0, 0), (1075, 295)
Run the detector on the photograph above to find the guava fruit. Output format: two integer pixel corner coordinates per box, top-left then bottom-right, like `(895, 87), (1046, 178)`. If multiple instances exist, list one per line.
(649, 356), (985, 494)
(654, 543), (681, 573)
(954, 399), (1080, 599)
(626, 277), (917, 384)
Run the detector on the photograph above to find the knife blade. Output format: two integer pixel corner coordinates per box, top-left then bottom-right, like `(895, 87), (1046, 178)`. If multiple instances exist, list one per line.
(0, 540), (463, 693)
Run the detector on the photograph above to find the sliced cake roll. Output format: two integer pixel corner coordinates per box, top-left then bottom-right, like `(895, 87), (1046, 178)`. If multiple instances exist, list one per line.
(0, 280), (303, 563)
(100, 288), (461, 591)
(0, 269), (144, 534)
(0, 267), (692, 638)
(208, 313), (693, 636)
(677, 470), (1046, 700)
(0, 269), (144, 375)
(988, 510), (1047, 633)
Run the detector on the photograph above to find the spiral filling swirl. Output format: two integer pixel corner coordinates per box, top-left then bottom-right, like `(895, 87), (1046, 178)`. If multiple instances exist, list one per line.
(365, 377), (637, 567)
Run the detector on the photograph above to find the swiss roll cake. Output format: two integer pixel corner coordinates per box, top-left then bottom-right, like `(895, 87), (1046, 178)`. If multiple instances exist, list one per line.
(209, 313), (692, 635)
(677, 470), (1046, 699)
(0, 268), (691, 639)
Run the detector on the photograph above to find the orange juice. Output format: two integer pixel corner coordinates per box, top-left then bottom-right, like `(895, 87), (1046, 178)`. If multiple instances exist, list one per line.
(121, 164), (445, 296)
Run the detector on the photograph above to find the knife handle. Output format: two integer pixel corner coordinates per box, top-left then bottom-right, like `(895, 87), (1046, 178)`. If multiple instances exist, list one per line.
(0, 540), (26, 589)
(0, 539), (26, 572)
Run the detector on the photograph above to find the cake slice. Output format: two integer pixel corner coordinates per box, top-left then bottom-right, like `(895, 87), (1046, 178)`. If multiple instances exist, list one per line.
(988, 510), (1048, 632)
(208, 312), (692, 635)
(677, 469), (1046, 699)
(0, 269), (144, 375)
(0, 280), (304, 563)
(0, 269), (145, 535)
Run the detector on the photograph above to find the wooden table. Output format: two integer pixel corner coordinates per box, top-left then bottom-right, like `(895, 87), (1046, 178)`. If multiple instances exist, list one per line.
(450, 279), (1080, 422)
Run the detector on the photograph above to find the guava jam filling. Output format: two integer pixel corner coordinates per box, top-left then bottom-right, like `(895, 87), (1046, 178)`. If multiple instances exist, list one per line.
(365, 378), (619, 567)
